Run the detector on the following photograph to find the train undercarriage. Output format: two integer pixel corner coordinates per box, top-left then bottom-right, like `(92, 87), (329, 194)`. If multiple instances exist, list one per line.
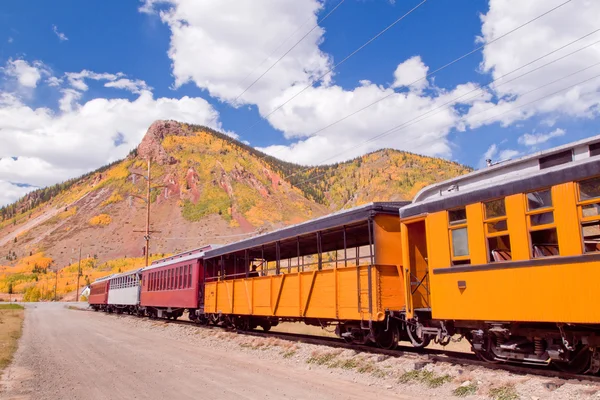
(400, 309), (600, 375)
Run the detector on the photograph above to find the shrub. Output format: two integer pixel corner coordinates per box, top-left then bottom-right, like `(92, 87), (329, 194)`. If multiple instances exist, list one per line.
(89, 214), (112, 226)
(23, 287), (41, 302)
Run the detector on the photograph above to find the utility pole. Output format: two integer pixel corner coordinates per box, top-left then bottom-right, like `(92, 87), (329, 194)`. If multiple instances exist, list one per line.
(130, 158), (164, 267)
(75, 247), (82, 302)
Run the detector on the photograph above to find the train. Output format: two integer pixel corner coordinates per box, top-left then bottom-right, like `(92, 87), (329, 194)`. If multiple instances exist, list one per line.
(89, 134), (600, 375)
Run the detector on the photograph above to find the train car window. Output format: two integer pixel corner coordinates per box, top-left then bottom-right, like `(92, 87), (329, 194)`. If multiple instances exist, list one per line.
(183, 266), (188, 288)
(449, 208), (467, 225)
(578, 176), (600, 253)
(188, 265), (192, 288)
(526, 190), (559, 257)
(179, 266), (182, 289)
(448, 207), (470, 265)
(527, 190), (553, 210)
(484, 198), (512, 262)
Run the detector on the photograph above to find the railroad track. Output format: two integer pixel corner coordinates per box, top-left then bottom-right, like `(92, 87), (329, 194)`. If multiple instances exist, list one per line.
(85, 307), (600, 384)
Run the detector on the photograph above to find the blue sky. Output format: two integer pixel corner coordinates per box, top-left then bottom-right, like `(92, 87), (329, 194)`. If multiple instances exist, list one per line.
(0, 0), (598, 205)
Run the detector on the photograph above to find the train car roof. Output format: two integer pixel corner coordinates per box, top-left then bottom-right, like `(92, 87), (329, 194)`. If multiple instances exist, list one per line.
(150, 244), (218, 265)
(142, 251), (208, 272)
(91, 274), (113, 284)
(401, 134), (600, 218)
(204, 202), (408, 259)
(106, 268), (143, 280)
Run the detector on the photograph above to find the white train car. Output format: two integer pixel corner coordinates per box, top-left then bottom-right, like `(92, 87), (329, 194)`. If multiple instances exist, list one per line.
(107, 269), (142, 314)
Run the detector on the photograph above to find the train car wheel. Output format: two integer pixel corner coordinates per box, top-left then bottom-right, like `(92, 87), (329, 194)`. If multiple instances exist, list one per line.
(554, 346), (591, 374)
(376, 325), (399, 350)
(260, 321), (271, 332)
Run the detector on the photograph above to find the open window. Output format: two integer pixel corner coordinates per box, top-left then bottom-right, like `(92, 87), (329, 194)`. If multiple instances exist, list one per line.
(483, 198), (511, 262)
(448, 207), (470, 265)
(578, 176), (600, 253)
(526, 189), (559, 257)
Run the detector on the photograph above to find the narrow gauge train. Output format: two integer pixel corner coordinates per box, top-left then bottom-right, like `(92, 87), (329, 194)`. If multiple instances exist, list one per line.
(89, 135), (600, 374)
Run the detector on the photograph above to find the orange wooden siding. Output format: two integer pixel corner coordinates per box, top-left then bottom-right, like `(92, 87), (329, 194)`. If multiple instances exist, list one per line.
(204, 265), (403, 322)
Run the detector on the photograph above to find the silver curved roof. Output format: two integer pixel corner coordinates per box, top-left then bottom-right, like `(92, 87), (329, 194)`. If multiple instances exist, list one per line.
(401, 134), (600, 218)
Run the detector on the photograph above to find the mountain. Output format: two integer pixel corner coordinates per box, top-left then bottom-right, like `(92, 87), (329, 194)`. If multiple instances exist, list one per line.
(0, 120), (471, 300)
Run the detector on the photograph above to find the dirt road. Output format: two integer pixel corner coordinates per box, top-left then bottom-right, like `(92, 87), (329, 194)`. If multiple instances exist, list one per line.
(0, 303), (414, 400)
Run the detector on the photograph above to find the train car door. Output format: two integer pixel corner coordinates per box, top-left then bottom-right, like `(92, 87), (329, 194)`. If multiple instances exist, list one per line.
(401, 218), (431, 319)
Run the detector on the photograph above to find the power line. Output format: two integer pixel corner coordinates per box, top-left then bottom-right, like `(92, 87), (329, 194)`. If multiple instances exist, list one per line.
(290, 60), (600, 190)
(235, 16), (313, 89)
(276, 23), (597, 184)
(468, 66), (600, 127)
(300, 0), (574, 139)
(254, 0), (572, 167)
(310, 31), (600, 168)
(234, 0), (347, 103)
(246, 0), (428, 132)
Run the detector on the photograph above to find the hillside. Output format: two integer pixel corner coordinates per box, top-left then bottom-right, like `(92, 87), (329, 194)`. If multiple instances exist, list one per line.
(0, 120), (471, 299)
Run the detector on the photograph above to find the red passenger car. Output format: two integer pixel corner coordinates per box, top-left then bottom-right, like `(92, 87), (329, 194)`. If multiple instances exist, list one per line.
(140, 247), (213, 320)
(88, 276), (111, 311)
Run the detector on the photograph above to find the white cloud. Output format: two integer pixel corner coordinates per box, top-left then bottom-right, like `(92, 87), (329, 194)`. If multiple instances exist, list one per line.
(139, 0), (165, 14)
(480, 143), (519, 168)
(7, 37), (13, 44)
(465, 0), (600, 128)
(483, 143), (497, 161)
(391, 56), (429, 92)
(46, 76), (63, 87)
(518, 127), (566, 146)
(0, 66), (223, 206)
(0, 181), (36, 208)
(142, 0), (489, 165)
(65, 70), (124, 91)
(257, 78), (486, 164)
(2, 59), (49, 88)
(104, 78), (151, 94)
(499, 149), (520, 160)
(52, 25), (68, 41)
(144, 0), (332, 109)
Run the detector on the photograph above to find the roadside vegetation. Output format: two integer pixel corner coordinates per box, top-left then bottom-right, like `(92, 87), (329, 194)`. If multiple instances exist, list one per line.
(0, 253), (163, 301)
(0, 304), (24, 371)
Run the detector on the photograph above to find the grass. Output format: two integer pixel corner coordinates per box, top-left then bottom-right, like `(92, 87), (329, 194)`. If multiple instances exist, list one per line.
(398, 369), (453, 388)
(305, 350), (388, 378)
(0, 306), (25, 370)
(488, 384), (519, 400)
(0, 304), (24, 310)
(282, 349), (297, 358)
(453, 382), (478, 397)
(307, 352), (339, 365)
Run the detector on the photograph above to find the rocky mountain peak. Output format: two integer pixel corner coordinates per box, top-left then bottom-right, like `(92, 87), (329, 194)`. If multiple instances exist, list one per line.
(136, 120), (188, 165)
